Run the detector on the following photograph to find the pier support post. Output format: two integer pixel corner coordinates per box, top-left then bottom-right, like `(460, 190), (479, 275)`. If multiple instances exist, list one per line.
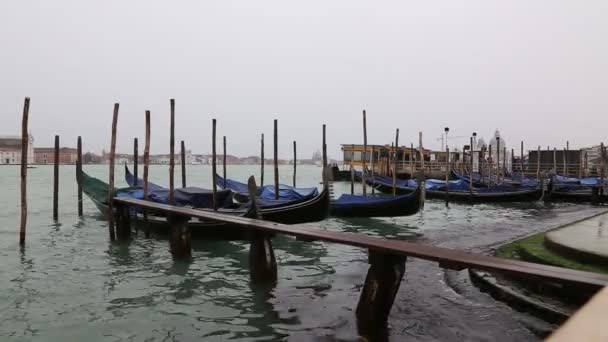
(249, 233), (277, 284)
(356, 251), (406, 336)
(169, 216), (191, 258)
(115, 204), (131, 239)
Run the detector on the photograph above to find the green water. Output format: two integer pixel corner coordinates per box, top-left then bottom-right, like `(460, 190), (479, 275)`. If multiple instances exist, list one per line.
(0, 165), (604, 341)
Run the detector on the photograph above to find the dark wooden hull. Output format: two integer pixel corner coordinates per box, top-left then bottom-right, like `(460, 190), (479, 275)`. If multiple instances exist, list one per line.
(88, 196), (254, 240)
(330, 187), (422, 217)
(373, 182), (543, 203)
(258, 187), (330, 224)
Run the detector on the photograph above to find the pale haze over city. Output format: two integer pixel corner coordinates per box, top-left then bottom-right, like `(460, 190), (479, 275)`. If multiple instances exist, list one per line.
(1, 1), (606, 158)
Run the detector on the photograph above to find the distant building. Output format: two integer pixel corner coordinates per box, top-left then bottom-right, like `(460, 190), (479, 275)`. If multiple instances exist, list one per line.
(0, 134), (34, 165)
(34, 147), (78, 164)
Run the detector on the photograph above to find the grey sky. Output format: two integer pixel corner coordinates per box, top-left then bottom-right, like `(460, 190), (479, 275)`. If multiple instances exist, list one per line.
(1, 1), (607, 159)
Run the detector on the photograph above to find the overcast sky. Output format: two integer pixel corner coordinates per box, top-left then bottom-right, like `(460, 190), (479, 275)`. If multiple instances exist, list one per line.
(1, 1), (607, 159)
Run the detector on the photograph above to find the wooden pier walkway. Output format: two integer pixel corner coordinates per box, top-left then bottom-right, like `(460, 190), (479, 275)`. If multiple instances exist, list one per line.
(113, 196), (608, 338)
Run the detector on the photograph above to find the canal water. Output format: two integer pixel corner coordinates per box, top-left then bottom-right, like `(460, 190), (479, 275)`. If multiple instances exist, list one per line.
(0, 165), (604, 341)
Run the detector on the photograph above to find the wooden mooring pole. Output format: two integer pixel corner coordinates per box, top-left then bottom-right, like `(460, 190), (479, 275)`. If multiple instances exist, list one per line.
(133, 138), (138, 186)
(293, 140), (297, 187)
(469, 137), (474, 195)
(445, 146), (450, 205)
(536, 146), (541, 179)
(143, 111), (151, 237)
(601, 143), (605, 200)
(169, 99), (175, 204)
(496, 137), (501, 184)
(19, 97), (30, 245)
(247, 176), (277, 284)
(351, 144), (355, 195)
(520, 141), (524, 177)
(410, 142), (415, 178)
(503, 146), (507, 177)
(53, 135), (59, 221)
(553, 147), (557, 173)
(488, 144), (492, 187)
(274, 119), (279, 200)
(260, 134), (264, 187)
(362, 110), (367, 195)
(563, 147), (567, 176)
(371, 146), (375, 194)
(322, 125), (328, 188)
(107, 103), (119, 241)
(77, 136), (83, 217)
(181, 140), (186, 188)
(419, 132), (425, 178)
(223, 136), (227, 188)
(212, 119), (218, 211)
(393, 129), (399, 196)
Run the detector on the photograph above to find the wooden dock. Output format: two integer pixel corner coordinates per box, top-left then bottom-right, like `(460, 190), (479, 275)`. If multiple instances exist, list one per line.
(113, 196), (608, 338)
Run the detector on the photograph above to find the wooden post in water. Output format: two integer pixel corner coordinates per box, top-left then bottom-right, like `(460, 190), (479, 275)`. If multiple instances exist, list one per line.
(445, 146), (450, 205)
(322, 124), (328, 171)
(496, 137), (501, 184)
(143, 111), (151, 237)
(351, 144), (355, 195)
(356, 252), (406, 338)
(393, 129), (399, 196)
(419, 132), (425, 178)
(511, 148), (515, 174)
(562, 147), (567, 176)
(273, 119), (279, 200)
(212, 119), (218, 211)
(601, 143), (605, 199)
(260, 134), (264, 187)
(247, 176), (277, 284)
(223, 136), (227, 188)
(107, 103), (119, 241)
(488, 144), (492, 186)
(410, 142), (415, 178)
(584, 150), (588, 177)
(371, 146), (375, 194)
(169, 99), (175, 204)
(520, 141), (524, 177)
(362, 110), (367, 195)
(19, 97), (30, 245)
(181, 140), (186, 188)
(469, 137), (474, 194)
(564, 140), (570, 173)
(293, 140), (297, 187)
(133, 138), (138, 186)
(536, 146), (541, 179)
(553, 147), (557, 173)
(503, 146), (507, 177)
(53, 135), (59, 221)
(77, 136), (83, 217)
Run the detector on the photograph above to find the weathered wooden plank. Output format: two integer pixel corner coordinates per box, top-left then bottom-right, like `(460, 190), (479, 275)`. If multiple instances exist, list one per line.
(113, 197), (608, 289)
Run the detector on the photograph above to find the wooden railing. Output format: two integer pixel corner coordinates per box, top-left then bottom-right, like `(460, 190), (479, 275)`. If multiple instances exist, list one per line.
(113, 196), (608, 339)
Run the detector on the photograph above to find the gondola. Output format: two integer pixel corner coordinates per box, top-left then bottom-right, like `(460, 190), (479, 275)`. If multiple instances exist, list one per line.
(217, 171), (423, 218)
(125, 166), (330, 224)
(215, 173), (318, 204)
(366, 172), (544, 203)
(546, 175), (607, 203)
(330, 186), (423, 217)
(80, 170), (256, 239)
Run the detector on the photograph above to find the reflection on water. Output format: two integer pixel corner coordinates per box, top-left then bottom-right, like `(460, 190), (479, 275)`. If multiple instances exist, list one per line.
(0, 165), (606, 341)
